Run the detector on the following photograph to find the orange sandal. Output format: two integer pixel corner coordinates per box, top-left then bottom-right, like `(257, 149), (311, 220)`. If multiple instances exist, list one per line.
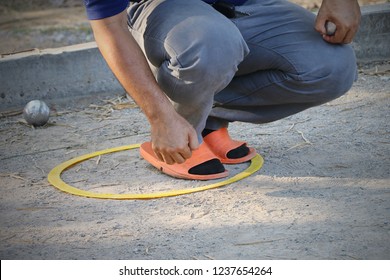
(203, 127), (257, 164)
(140, 142), (229, 180)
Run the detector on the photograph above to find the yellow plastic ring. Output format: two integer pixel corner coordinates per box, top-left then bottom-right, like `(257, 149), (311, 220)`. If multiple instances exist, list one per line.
(47, 144), (264, 200)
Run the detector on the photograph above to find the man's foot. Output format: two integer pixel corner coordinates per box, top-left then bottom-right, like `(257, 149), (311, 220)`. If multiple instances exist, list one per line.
(203, 127), (257, 164)
(188, 158), (225, 175)
(202, 129), (250, 159)
(140, 142), (228, 180)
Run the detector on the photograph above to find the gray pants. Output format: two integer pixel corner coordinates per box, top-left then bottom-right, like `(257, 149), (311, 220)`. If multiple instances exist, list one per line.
(128, 0), (357, 141)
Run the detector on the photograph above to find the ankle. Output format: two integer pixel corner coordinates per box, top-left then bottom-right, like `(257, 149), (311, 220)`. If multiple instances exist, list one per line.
(202, 128), (215, 138)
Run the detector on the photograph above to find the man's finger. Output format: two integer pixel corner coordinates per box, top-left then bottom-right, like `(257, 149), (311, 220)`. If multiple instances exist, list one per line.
(314, 16), (327, 35)
(179, 146), (192, 160)
(172, 152), (187, 164)
(343, 29), (354, 44)
(188, 129), (199, 151)
(161, 152), (175, 165)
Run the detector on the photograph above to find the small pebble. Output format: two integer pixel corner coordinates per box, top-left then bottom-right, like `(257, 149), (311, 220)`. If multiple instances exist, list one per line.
(325, 21), (337, 36)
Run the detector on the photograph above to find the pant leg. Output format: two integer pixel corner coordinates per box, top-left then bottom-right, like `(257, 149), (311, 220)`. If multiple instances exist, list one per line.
(127, 0), (249, 141)
(206, 0), (357, 129)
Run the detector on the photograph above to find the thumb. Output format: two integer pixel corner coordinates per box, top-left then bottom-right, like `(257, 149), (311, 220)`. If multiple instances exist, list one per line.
(188, 128), (200, 151)
(315, 13), (327, 35)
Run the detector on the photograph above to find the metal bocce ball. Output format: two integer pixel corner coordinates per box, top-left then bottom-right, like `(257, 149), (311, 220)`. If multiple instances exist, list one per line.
(23, 100), (50, 126)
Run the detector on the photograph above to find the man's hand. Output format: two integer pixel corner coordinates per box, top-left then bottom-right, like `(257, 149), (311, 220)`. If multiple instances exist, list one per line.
(150, 110), (199, 165)
(315, 0), (361, 44)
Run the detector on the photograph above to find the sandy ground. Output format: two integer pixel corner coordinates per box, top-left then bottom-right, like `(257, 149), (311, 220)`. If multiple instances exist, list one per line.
(0, 0), (389, 261)
(0, 65), (389, 259)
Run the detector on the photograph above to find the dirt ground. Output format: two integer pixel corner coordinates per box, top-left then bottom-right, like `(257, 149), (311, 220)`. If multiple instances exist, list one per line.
(0, 0), (389, 260)
(0, 66), (389, 259)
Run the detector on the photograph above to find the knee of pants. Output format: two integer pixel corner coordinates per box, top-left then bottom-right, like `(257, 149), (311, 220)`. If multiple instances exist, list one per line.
(157, 15), (249, 102)
(297, 45), (357, 104)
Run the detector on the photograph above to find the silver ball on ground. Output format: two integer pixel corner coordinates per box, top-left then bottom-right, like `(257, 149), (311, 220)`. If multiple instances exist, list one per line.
(325, 21), (337, 36)
(23, 100), (50, 126)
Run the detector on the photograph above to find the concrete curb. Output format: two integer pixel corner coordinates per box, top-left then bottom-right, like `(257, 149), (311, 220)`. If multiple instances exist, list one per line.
(1, 3), (389, 110)
(0, 42), (123, 110)
(352, 3), (390, 63)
